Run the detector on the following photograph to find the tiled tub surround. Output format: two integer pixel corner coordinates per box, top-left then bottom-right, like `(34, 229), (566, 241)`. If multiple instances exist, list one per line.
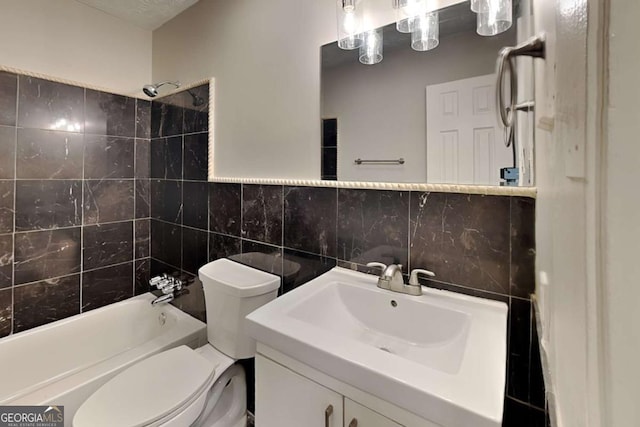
(146, 84), (210, 322)
(0, 71), (151, 337)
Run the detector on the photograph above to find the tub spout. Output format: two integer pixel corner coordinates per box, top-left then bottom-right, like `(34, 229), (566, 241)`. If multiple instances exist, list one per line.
(151, 293), (174, 306)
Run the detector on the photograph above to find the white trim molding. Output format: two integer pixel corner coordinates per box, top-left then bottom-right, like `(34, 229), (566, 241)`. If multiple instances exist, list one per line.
(208, 176), (537, 197)
(0, 64), (150, 98)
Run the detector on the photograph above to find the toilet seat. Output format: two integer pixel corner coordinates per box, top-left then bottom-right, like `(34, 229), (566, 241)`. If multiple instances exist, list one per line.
(73, 346), (219, 427)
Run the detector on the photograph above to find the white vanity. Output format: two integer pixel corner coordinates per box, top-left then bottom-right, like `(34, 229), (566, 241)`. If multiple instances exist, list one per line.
(246, 267), (508, 427)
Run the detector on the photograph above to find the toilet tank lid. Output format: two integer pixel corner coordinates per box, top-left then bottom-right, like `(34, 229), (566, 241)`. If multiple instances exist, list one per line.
(199, 259), (280, 297)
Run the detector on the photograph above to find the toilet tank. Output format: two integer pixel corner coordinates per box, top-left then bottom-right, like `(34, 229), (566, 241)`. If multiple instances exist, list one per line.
(198, 259), (280, 359)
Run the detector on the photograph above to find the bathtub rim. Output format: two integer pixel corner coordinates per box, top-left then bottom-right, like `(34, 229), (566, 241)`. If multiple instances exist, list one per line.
(0, 293), (207, 405)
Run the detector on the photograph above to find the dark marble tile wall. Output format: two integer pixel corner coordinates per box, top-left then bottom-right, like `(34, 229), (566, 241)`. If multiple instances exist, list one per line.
(148, 85), (543, 425)
(321, 118), (337, 180)
(148, 84), (210, 323)
(0, 71), (150, 338)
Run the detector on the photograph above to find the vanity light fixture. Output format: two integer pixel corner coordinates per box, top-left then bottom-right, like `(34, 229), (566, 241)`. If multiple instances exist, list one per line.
(339, 0), (508, 66)
(337, 0), (364, 50)
(393, 0), (426, 33)
(359, 28), (383, 65)
(476, 0), (513, 36)
(411, 12), (439, 51)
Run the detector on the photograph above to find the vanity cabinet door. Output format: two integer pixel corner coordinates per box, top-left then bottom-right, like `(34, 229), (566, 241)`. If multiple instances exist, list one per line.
(256, 355), (344, 427)
(344, 399), (403, 427)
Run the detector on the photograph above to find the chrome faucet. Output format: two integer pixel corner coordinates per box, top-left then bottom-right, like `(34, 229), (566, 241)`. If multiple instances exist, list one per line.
(366, 262), (435, 296)
(151, 293), (174, 305)
(367, 262), (404, 291)
(149, 274), (183, 305)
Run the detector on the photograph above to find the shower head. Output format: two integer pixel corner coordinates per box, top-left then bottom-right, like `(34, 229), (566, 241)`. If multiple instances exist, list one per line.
(142, 81), (181, 98)
(187, 89), (206, 107)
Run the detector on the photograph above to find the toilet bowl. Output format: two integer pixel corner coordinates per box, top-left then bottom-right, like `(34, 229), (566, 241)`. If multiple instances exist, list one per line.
(73, 259), (280, 427)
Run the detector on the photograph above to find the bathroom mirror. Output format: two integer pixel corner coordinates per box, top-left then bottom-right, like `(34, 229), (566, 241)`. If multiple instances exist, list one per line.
(321, 1), (534, 186)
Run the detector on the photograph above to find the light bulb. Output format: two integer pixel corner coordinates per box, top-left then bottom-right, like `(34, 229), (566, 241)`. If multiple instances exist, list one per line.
(343, 11), (356, 33)
(395, 0), (426, 33)
(359, 28), (383, 65)
(477, 0), (513, 36)
(337, 0), (363, 50)
(342, 0), (355, 12)
(411, 12), (439, 51)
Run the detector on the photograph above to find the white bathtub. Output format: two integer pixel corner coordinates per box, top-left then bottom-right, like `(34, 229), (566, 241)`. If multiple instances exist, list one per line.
(0, 293), (207, 426)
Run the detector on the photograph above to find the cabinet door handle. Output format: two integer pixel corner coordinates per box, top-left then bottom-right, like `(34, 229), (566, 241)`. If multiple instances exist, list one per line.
(324, 404), (333, 427)
(348, 418), (358, 427)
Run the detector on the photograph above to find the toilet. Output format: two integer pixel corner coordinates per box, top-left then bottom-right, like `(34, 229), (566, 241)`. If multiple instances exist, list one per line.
(73, 259), (280, 427)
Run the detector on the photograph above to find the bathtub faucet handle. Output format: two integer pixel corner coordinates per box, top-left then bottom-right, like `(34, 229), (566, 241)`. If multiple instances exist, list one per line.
(149, 275), (164, 287)
(150, 275), (178, 294)
(150, 274), (184, 305)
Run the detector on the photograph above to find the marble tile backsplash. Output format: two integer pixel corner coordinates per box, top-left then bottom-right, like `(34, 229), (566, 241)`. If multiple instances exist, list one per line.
(0, 71), (151, 337)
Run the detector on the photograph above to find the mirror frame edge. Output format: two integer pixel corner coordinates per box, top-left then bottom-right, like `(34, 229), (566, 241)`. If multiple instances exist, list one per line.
(206, 77), (535, 197)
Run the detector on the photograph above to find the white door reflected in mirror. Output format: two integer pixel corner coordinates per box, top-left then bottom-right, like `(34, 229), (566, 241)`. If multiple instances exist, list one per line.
(426, 74), (513, 186)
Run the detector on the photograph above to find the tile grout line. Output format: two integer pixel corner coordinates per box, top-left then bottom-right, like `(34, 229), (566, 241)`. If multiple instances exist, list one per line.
(12, 219), (137, 235)
(281, 184), (285, 292)
(240, 183), (244, 258)
(207, 144), (211, 264)
(150, 257), (181, 276)
(335, 186), (339, 264)
(505, 395), (545, 412)
(407, 191), (412, 274)
(79, 87), (86, 314)
(11, 75), (18, 335)
(133, 99), (138, 297)
(180, 132), (185, 276)
(82, 260), (134, 275)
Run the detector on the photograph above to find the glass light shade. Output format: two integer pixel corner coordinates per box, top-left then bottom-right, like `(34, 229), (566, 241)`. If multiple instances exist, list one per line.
(337, 0), (363, 50)
(411, 12), (439, 51)
(477, 0), (513, 36)
(394, 0), (426, 33)
(470, 0), (490, 13)
(359, 29), (383, 65)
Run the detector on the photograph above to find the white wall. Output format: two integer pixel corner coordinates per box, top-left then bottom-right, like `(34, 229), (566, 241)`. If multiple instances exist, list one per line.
(322, 29), (514, 182)
(533, 0), (605, 425)
(602, 0), (640, 425)
(0, 0), (152, 95)
(152, 0), (463, 180)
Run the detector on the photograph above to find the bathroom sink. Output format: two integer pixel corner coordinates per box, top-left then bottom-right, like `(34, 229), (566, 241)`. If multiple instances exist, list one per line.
(287, 278), (471, 374)
(246, 267), (508, 427)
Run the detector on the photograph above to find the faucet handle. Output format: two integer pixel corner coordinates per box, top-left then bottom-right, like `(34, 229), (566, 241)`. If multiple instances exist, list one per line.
(149, 275), (164, 287)
(409, 269), (435, 286)
(150, 274), (182, 294)
(366, 262), (387, 274)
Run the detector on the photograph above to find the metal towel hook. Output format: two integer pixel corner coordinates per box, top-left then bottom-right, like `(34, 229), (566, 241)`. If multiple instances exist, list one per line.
(496, 34), (546, 147)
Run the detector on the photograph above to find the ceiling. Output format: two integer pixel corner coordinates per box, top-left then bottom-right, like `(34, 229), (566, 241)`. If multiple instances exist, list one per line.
(76, 0), (200, 30)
